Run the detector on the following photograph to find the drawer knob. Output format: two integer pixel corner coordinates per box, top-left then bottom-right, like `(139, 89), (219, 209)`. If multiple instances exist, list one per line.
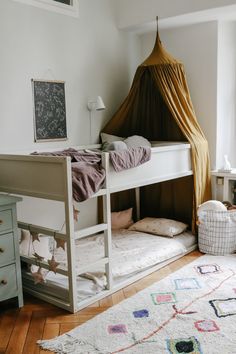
(1, 279), (7, 285)
(0, 220), (3, 225)
(0, 247), (4, 253)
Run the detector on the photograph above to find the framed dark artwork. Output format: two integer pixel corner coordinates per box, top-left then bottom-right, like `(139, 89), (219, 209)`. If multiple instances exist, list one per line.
(32, 79), (67, 142)
(53, 0), (71, 4)
(12, 1), (79, 18)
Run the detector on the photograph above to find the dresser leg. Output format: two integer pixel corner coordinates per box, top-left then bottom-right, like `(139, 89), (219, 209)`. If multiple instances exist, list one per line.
(18, 295), (24, 308)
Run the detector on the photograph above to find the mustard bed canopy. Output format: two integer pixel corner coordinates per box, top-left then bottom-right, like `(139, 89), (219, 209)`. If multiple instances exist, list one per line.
(102, 19), (211, 233)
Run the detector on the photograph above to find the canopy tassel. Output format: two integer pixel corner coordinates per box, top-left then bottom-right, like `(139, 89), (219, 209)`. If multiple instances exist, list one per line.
(154, 16), (161, 46)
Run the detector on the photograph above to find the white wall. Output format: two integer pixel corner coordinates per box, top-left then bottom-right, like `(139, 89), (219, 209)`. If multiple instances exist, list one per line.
(0, 0), (130, 152)
(139, 22), (218, 167)
(126, 33), (142, 83)
(115, 0), (236, 29)
(0, 0), (132, 229)
(217, 21), (236, 168)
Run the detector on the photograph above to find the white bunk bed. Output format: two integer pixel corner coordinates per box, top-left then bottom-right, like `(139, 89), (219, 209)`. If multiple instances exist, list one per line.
(0, 142), (195, 313)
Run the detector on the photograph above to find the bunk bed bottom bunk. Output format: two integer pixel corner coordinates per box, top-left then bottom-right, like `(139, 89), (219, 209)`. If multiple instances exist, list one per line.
(21, 229), (197, 305)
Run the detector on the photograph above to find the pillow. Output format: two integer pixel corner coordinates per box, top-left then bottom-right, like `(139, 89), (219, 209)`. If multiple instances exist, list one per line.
(100, 132), (125, 144)
(128, 217), (188, 237)
(102, 141), (128, 152)
(124, 135), (151, 148)
(111, 208), (133, 230)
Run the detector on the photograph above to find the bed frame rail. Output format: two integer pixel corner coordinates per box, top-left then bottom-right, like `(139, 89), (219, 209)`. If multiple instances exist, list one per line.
(0, 154), (71, 201)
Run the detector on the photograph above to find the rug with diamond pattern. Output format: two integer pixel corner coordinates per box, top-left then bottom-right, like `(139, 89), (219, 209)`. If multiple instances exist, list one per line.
(38, 255), (236, 354)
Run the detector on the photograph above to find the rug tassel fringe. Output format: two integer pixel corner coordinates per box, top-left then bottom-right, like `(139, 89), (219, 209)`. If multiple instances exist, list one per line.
(37, 335), (81, 354)
(37, 339), (63, 353)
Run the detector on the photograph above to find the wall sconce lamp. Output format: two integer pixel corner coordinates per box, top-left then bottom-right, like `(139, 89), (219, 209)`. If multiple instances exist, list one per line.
(87, 96), (106, 112)
(87, 96), (106, 144)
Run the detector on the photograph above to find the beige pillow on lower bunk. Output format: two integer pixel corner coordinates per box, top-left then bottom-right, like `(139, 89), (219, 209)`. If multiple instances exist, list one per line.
(128, 217), (188, 237)
(111, 208), (134, 230)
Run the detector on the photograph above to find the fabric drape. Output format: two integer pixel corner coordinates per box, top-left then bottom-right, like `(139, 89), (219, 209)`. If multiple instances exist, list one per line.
(103, 31), (211, 233)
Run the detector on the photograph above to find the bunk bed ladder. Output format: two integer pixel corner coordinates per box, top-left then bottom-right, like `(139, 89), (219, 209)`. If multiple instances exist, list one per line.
(102, 153), (113, 290)
(63, 157), (78, 313)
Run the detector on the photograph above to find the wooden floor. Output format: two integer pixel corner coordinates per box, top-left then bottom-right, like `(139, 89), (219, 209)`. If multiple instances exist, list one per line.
(0, 250), (202, 354)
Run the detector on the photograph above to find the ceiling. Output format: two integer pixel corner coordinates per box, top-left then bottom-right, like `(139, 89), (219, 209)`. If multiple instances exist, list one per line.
(121, 4), (236, 34)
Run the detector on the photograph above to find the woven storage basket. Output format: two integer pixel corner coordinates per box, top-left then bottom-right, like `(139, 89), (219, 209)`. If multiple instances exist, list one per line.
(198, 210), (236, 255)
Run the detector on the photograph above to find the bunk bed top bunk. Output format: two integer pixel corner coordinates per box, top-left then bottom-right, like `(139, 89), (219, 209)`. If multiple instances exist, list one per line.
(107, 141), (192, 193)
(0, 141), (192, 199)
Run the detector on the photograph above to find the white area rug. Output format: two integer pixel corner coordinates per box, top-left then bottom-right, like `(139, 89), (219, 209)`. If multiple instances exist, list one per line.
(38, 255), (236, 354)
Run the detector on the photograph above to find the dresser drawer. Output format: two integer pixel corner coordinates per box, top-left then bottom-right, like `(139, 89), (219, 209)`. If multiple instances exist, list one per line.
(0, 209), (13, 233)
(0, 264), (17, 301)
(0, 233), (15, 266)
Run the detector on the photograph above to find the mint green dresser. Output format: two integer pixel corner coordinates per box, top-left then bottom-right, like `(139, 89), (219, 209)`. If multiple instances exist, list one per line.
(0, 195), (23, 307)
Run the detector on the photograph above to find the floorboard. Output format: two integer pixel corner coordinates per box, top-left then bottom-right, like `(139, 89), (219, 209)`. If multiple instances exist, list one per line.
(0, 250), (202, 354)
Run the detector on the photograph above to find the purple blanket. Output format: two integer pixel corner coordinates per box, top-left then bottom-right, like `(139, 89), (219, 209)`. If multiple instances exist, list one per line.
(72, 161), (105, 202)
(109, 147), (151, 172)
(32, 148), (101, 163)
(32, 147), (151, 201)
(32, 148), (105, 202)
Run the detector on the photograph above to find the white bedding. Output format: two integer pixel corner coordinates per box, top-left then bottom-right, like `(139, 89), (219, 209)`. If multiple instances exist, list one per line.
(55, 229), (196, 277)
(22, 229), (196, 301)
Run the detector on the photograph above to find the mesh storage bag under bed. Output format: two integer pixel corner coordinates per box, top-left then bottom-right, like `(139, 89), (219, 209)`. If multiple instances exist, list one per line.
(198, 210), (236, 255)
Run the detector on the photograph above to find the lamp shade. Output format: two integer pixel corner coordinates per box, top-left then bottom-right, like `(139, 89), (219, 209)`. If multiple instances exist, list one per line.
(96, 96), (105, 111)
(87, 96), (106, 111)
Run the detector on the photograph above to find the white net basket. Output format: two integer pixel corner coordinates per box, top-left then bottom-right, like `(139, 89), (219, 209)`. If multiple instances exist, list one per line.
(198, 210), (236, 255)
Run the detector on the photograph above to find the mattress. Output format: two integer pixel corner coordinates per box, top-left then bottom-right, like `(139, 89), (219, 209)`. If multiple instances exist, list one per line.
(22, 229), (196, 302)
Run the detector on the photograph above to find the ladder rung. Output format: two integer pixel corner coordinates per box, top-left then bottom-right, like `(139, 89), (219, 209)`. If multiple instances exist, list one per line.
(20, 255), (68, 276)
(18, 222), (66, 240)
(75, 223), (108, 240)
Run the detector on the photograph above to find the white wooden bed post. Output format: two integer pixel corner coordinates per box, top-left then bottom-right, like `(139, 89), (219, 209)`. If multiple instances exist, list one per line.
(135, 187), (141, 221)
(102, 153), (113, 290)
(63, 157), (77, 313)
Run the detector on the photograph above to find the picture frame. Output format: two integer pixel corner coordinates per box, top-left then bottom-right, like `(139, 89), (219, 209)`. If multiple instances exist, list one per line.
(12, 0), (79, 18)
(32, 79), (68, 142)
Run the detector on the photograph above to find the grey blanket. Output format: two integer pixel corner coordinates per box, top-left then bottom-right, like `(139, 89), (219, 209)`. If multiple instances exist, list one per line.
(109, 147), (151, 172)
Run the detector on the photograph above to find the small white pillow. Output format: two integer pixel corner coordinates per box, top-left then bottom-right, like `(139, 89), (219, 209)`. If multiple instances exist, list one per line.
(129, 217), (188, 237)
(124, 135), (151, 148)
(107, 141), (127, 151)
(100, 132), (125, 144)
(111, 208), (133, 230)
(102, 141), (127, 152)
